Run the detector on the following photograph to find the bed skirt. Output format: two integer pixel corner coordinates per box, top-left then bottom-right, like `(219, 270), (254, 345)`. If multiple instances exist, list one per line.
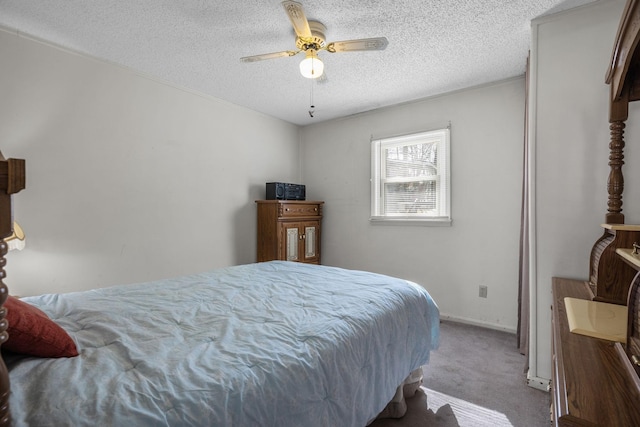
(369, 367), (424, 423)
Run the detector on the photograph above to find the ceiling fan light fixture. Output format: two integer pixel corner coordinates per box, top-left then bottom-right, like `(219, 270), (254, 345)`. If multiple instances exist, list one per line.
(299, 50), (324, 79)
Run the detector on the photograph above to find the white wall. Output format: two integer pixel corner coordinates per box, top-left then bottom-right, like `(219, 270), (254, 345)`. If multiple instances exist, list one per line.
(0, 28), (301, 296)
(300, 78), (525, 331)
(530, 0), (638, 381)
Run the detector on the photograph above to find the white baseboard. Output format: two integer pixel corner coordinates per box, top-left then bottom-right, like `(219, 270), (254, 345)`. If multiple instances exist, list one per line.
(439, 313), (517, 334)
(526, 373), (550, 392)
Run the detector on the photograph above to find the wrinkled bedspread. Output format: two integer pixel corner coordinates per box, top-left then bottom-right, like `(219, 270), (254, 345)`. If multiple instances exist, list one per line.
(7, 261), (439, 426)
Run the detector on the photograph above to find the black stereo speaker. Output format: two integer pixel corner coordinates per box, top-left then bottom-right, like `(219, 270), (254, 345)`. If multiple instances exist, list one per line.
(266, 182), (306, 200)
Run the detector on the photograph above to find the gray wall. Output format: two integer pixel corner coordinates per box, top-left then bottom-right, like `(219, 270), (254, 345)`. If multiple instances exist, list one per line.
(530, 0), (640, 381)
(300, 78), (525, 332)
(0, 29), (301, 296)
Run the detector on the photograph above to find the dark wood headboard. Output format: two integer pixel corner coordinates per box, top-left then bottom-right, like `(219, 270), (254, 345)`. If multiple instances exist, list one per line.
(589, 0), (640, 305)
(0, 153), (26, 426)
(605, 0), (640, 224)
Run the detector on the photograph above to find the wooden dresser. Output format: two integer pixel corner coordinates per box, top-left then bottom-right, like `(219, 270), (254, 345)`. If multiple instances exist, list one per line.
(550, 2), (640, 425)
(551, 277), (640, 426)
(256, 200), (323, 264)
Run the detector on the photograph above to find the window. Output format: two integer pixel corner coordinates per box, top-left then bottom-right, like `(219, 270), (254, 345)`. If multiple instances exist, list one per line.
(371, 128), (450, 225)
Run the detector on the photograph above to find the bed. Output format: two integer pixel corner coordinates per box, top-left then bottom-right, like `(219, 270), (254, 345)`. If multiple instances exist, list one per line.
(0, 157), (439, 426)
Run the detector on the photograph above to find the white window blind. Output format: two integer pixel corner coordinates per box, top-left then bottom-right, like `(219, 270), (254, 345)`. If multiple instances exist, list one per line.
(371, 128), (451, 224)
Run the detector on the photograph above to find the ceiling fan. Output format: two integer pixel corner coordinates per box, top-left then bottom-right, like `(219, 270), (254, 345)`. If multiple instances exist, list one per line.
(240, 0), (389, 79)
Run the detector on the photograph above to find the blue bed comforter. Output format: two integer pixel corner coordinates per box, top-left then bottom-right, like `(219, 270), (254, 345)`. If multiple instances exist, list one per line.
(7, 261), (439, 426)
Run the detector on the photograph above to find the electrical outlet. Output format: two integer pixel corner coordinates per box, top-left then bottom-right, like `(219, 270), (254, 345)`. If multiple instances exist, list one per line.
(479, 285), (488, 298)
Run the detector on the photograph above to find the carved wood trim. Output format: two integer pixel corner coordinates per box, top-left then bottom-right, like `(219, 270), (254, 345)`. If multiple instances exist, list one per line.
(607, 120), (626, 224)
(0, 152), (26, 426)
(590, 226), (640, 304)
(0, 241), (9, 427)
(606, 0), (640, 102)
(605, 0), (640, 222)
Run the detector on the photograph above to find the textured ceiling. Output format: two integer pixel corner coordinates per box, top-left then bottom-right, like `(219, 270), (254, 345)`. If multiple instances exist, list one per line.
(0, 0), (597, 126)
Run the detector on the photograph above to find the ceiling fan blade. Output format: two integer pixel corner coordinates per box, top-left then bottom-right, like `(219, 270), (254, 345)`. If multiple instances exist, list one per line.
(326, 37), (389, 53)
(282, 1), (312, 39)
(240, 50), (299, 63)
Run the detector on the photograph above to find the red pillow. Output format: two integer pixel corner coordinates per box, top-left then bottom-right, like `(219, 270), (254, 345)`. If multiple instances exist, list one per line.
(3, 295), (78, 358)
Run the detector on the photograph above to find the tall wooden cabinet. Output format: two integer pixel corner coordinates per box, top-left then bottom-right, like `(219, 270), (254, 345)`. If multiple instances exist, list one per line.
(256, 200), (323, 264)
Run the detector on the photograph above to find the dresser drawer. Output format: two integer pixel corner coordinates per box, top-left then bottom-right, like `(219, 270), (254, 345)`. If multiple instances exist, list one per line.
(280, 203), (321, 218)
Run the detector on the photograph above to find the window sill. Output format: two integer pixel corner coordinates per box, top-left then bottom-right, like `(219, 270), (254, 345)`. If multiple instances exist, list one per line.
(369, 217), (452, 227)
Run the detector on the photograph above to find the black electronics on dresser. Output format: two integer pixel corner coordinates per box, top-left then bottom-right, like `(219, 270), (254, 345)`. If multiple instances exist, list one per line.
(266, 182), (306, 200)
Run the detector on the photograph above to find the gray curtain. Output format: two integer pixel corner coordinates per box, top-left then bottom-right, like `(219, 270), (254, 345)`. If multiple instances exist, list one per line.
(517, 54), (530, 361)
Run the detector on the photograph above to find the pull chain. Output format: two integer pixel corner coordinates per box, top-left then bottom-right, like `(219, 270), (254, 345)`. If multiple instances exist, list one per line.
(308, 79), (315, 118)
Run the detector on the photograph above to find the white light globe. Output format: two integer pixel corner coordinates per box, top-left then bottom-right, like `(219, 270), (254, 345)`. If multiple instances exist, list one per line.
(299, 53), (324, 79)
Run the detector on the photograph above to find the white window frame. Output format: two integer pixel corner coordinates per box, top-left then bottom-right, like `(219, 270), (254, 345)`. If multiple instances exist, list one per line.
(370, 128), (451, 226)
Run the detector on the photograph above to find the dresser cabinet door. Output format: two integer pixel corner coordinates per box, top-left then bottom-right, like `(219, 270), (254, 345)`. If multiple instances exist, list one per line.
(285, 225), (300, 261)
(302, 222), (319, 263)
(281, 221), (320, 263)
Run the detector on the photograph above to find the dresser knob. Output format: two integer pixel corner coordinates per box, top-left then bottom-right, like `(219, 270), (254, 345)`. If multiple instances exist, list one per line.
(632, 355), (640, 367)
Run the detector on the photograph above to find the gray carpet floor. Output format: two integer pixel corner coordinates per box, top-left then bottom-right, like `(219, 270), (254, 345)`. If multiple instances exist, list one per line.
(369, 320), (550, 427)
